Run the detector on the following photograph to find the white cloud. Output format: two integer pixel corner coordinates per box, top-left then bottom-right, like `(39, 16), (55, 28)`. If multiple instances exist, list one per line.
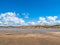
(0, 12), (60, 26)
(38, 17), (48, 25)
(37, 16), (60, 26)
(0, 12), (25, 26)
(28, 22), (36, 25)
(47, 16), (58, 22)
(22, 13), (29, 18)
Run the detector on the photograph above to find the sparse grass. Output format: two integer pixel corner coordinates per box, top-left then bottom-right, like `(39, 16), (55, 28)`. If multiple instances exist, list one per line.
(0, 25), (60, 28)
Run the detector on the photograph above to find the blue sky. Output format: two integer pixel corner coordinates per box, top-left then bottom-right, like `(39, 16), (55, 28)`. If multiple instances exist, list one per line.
(0, 0), (60, 17)
(0, 0), (60, 26)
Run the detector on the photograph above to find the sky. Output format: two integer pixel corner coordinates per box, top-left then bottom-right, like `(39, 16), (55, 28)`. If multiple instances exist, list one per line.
(0, 0), (60, 26)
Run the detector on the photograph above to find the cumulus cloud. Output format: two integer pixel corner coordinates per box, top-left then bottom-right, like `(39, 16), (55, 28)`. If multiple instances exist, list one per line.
(27, 21), (36, 25)
(37, 16), (60, 26)
(0, 12), (25, 26)
(0, 12), (60, 26)
(38, 17), (48, 25)
(47, 16), (58, 22)
(22, 13), (29, 18)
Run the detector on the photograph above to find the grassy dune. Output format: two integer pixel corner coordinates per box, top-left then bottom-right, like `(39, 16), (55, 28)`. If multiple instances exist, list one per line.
(0, 32), (60, 45)
(0, 25), (60, 28)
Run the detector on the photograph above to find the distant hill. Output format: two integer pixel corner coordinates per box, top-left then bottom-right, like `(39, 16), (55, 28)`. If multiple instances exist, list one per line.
(19, 25), (60, 28)
(0, 25), (60, 28)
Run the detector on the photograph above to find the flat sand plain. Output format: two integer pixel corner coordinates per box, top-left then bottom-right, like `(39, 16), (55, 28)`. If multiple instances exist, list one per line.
(0, 32), (60, 45)
(0, 28), (60, 45)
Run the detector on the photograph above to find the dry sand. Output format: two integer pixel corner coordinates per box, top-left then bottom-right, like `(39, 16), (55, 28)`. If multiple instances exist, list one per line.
(0, 32), (60, 45)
